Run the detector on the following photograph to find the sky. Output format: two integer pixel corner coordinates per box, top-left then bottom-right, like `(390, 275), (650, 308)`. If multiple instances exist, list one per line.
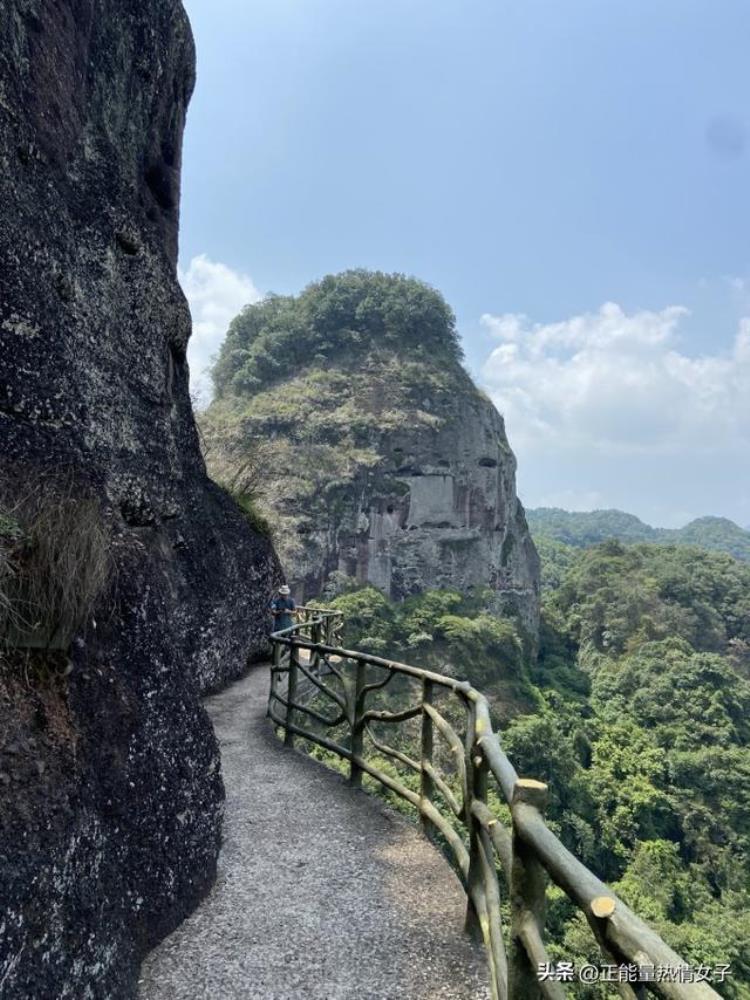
(179, 0), (750, 529)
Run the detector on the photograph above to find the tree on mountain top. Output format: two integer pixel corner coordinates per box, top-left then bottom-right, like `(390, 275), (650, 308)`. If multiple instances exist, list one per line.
(212, 270), (462, 397)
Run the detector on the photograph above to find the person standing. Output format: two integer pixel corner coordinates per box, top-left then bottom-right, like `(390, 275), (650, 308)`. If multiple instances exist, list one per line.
(270, 584), (297, 632)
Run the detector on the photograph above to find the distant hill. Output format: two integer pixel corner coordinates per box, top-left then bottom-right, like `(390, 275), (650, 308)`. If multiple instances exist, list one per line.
(670, 516), (750, 559)
(526, 507), (750, 561)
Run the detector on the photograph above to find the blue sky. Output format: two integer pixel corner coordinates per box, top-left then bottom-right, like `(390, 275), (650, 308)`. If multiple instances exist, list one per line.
(179, 0), (750, 528)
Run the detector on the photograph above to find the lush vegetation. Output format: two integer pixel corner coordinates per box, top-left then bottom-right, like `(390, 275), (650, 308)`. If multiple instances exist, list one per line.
(526, 542), (750, 996)
(527, 507), (750, 562)
(315, 583), (535, 720)
(212, 269), (463, 398)
(311, 542), (750, 996)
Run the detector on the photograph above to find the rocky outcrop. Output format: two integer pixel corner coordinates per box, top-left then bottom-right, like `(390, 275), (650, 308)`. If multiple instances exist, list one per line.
(203, 278), (540, 637)
(0, 3), (280, 998)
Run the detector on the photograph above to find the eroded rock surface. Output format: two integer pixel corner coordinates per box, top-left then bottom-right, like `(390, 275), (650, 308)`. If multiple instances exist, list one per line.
(0, 3), (280, 997)
(334, 387), (540, 635)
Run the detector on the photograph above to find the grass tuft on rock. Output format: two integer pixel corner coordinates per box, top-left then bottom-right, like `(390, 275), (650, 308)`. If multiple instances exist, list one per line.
(0, 470), (114, 650)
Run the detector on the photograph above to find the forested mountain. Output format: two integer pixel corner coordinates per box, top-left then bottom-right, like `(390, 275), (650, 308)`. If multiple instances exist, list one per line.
(527, 507), (750, 561)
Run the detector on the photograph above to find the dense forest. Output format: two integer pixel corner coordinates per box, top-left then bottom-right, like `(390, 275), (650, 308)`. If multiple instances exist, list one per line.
(316, 539), (750, 997)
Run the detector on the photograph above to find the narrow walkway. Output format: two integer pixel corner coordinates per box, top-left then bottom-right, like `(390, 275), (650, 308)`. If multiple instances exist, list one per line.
(138, 666), (490, 1000)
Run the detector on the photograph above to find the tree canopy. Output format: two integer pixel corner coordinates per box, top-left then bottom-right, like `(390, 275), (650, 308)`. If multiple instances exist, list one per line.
(511, 541), (750, 994)
(211, 269), (462, 397)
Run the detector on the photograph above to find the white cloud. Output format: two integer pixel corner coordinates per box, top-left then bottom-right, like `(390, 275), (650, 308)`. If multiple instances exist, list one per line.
(178, 254), (262, 407)
(480, 303), (750, 458)
(725, 275), (747, 294)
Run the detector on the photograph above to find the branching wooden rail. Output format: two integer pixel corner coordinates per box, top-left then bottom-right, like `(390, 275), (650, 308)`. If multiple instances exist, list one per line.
(268, 608), (720, 1000)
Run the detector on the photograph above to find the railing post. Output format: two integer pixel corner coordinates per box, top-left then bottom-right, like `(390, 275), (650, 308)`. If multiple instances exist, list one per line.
(509, 779), (548, 1000)
(463, 702), (485, 942)
(285, 641), (299, 749)
(419, 678), (435, 840)
(585, 897), (646, 1000)
(269, 641), (280, 719)
(330, 613), (342, 646)
(310, 618), (322, 675)
(349, 658), (366, 787)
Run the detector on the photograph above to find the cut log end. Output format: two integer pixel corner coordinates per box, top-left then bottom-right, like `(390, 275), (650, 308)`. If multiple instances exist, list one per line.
(512, 778), (549, 809)
(517, 779), (547, 791)
(591, 896), (616, 919)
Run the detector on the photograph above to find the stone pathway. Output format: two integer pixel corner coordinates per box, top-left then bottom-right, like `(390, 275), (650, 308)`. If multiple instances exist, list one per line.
(138, 666), (490, 1000)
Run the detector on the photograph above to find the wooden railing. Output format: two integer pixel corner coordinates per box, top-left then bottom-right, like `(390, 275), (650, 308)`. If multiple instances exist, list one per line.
(268, 608), (720, 1000)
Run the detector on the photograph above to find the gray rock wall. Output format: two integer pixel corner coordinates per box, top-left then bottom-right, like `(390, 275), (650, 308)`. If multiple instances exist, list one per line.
(358, 395), (538, 632)
(0, 2), (280, 997)
(288, 377), (540, 636)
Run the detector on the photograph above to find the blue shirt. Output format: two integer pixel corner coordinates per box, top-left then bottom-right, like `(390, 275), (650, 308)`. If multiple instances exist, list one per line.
(271, 596), (296, 631)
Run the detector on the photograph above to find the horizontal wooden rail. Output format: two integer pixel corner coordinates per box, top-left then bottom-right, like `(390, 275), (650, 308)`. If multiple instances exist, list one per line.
(269, 610), (721, 1000)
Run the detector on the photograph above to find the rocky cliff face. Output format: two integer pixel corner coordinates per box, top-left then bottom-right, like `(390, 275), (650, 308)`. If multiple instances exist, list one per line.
(328, 388), (540, 634)
(0, 3), (279, 998)
(203, 274), (540, 637)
